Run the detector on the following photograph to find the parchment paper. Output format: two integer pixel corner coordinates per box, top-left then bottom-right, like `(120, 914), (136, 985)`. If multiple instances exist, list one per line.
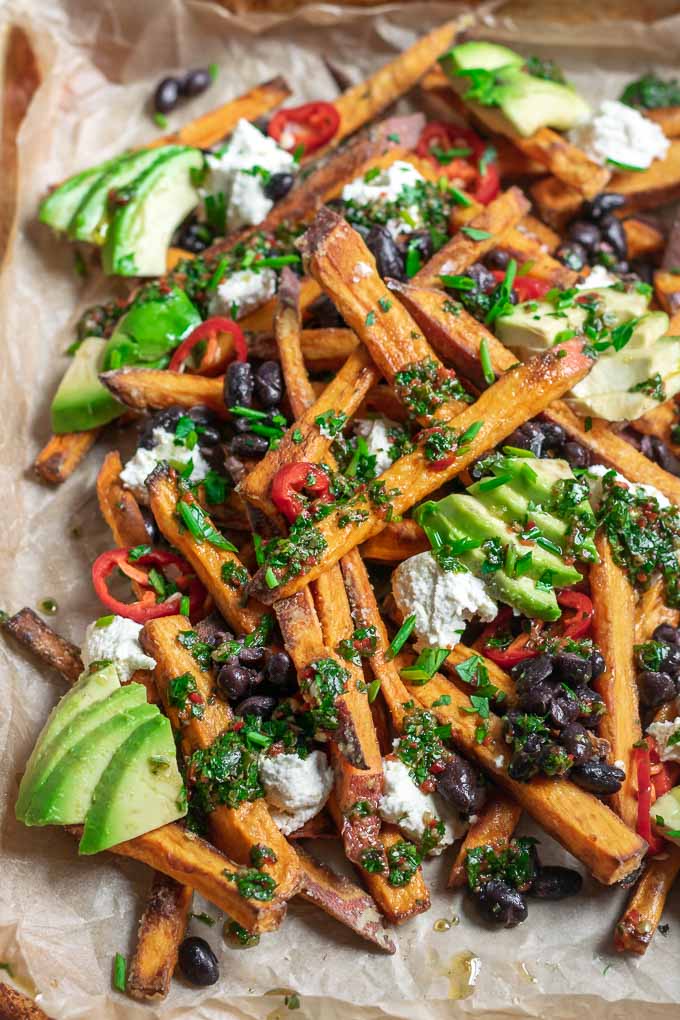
(3, 2), (680, 1017)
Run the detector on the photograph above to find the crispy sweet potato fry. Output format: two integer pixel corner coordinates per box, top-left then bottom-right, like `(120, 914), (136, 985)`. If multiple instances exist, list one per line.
(635, 578), (680, 644)
(624, 218), (665, 261)
(295, 845), (396, 952)
(247, 328), (359, 373)
(252, 340), (591, 602)
(654, 269), (680, 316)
(97, 451), (150, 548)
(100, 369), (227, 418)
(361, 520), (430, 562)
(141, 615), (301, 905)
(442, 645), (516, 706)
(127, 873), (193, 1001)
(34, 430), (99, 485)
(633, 400), (680, 453)
(239, 278), (322, 334)
(274, 269), (310, 419)
(0, 983), (51, 1020)
(147, 466), (263, 633)
(646, 106), (680, 137)
(1, 608), (83, 682)
(448, 791), (522, 888)
(409, 672), (646, 884)
(149, 76), (291, 150)
(590, 534), (641, 829)
(530, 176), (582, 231)
(615, 844), (680, 954)
(166, 246), (191, 272)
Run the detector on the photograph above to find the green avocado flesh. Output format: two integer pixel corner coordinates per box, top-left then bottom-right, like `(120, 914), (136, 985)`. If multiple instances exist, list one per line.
(39, 156), (122, 233)
(50, 337), (121, 433)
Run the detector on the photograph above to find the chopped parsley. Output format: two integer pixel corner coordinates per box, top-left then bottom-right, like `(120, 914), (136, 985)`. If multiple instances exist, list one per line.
(178, 629), (214, 670)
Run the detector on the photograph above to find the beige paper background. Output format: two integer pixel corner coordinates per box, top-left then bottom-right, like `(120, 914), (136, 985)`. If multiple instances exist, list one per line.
(3, 1), (680, 1016)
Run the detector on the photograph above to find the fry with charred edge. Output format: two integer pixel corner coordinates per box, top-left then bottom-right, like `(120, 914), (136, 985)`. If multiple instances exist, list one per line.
(252, 340), (591, 602)
(392, 279), (680, 508)
(239, 346), (379, 520)
(634, 400), (680, 455)
(590, 534), (641, 829)
(635, 577), (680, 646)
(141, 614), (301, 904)
(448, 791), (522, 888)
(615, 844), (680, 954)
(34, 430), (99, 485)
(147, 465), (263, 634)
(530, 176), (582, 231)
(361, 520), (430, 562)
(654, 269), (680, 317)
(288, 809), (336, 839)
(148, 76), (291, 150)
(274, 269), (310, 423)
(295, 844), (396, 953)
(408, 672), (646, 885)
(0, 982), (52, 1020)
(1, 608), (83, 682)
(244, 328), (358, 374)
(100, 369), (227, 418)
(298, 208), (467, 425)
(127, 873), (193, 1001)
(97, 451), (150, 549)
(624, 218), (665, 260)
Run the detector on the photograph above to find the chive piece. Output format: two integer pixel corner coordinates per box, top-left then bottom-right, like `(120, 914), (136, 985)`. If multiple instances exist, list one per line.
(208, 63), (219, 81)
(477, 472), (513, 492)
(253, 534), (264, 565)
(229, 405), (269, 421)
(207, 255), (228, 292)
(264, 566), (278, 589)
(536, 535), (562, 556)
(457, 420), (484, 447)
(367, 678), (381, 703)
(153, 112), (168, 129)
(450, 187), (472, 207)
(479, 337), (495, 385)
(179, 595), (190, 617)
(113, 953), (127, 993)
(365, 310), (376, 326)
(461, 226), (492, 241)
(440, 274), (475, 291)
(386, 614), (416, 660)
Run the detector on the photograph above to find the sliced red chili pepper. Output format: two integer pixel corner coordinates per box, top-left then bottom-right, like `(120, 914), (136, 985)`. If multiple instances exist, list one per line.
(634, 744), (666, 855)
(92, 548), (206, 624)
(491, 270), (550, 303)
(271, 462), (331, 523)
(479, 607), (540, 668)
(169, 317), (247, 373)
(473, 159), (500, 205)
(415, 122), (500, 203)
(557, 590), (593, 641)
(268, 101), (340, 156)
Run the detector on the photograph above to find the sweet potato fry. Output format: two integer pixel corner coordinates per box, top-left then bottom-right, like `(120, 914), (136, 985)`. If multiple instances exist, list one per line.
(247, 328), (359, 373)
(635, 578), (680, 644)
(0, 983), (51, 1020)
(1, 608), (83, 683)
(624, 218), (665, 261)
(252, 340), (591, 602)
(646, 106), (680, 137)
(148, 76), (291, 150)
(147, 466), (263, 633)
(409, 672), (646, 885)
(448, 791), (522, 888)
(34, 430), (99, 485)
(442, 645), (516, 706)
(96, 451), (149, 548)
(295, 845), (396, 953)
(166, 246), (191, 272)
(412, 188), (531, 288)
(239, 278), (322, 334)
(273, 269), (310, 419)
(590, 534), (641, 829)
(530, 176), (582, 231)
(100, 369), (226, 418)
(633, 400), (680, 454)
(141, 615), (301, 905)
(615, 844), (680, 954)
(654, 269), (680, 316)
(127, 873), (193, 1001)
(361, 520), (430, 562)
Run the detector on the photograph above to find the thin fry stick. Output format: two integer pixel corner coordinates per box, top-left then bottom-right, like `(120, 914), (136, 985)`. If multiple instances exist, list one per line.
(624, 218), (665, 260)
(635, 579), (680, 644)
(0, 983), (51, 1020)
(96, 451), (149, 548)
(615, 844), (680, 954)
(127, 874), (193, 1001)
(361, 520), (430, 562)
(34, 430), (98, 485)
(100, 369), (227, 417)
(448, 791), (522, 888)
(1, 608), (83, 683)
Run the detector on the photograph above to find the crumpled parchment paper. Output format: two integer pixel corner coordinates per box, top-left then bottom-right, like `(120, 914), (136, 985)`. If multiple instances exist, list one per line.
(3, 1), (680, 1017)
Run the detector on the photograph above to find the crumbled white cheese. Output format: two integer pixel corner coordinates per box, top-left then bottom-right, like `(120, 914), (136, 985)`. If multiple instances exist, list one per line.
(120, 426), (210, 502)
(354, 417), (400, 476)
(209, 267), (277, 320)
(647, 718), (680, 763)
(341, 161), (426, 238)
(586, 463), (671, 510)
(378, 758), (466, 854)
(576, 265), (619, 290)
(571, 100), (670, 171)
(614, 759), (626, 770)
(352, 260), (372, 282)
(392, 551), (498, 650)
(82, 615), (156, 683)
(260, 750), (334, 836)
(206, 118), (294, 230)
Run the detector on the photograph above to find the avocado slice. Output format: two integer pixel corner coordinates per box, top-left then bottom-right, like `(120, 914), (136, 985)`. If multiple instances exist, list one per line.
(68, 148), (168, 245)
(28, 702), (158, 826)
(15, 664), (120, 822)
(102, 147), (203, 277)
(39, 156), (122, 233)
(79, 714), (185, 855)
(102, 284), (202, 370)
(22, 683), (148, 824)
(51, 337), (123, 433)
(443, 41), (525, 73)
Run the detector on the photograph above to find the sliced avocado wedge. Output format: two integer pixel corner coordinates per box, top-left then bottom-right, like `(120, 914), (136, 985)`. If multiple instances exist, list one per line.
(441, 41), (525, 74)
(29, 701), (158, 826)
(79, 714), (185, 854)
(23, 683), (148, 824)
(39, 155), (122, 233)
(15, 664), (120, 822)
(102, 284), (201, 370)
(51, 337), (123, 433)
(102, 147), (203, 277)
(68, 149), (167, 245)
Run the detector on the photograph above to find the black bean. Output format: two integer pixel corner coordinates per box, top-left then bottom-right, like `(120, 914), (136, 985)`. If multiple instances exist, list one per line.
(307, 294), (345, 328)
(653, 624), (680, 645)
(217, 664), (254, 702)
(177, 937), (219, 986)
(530, 865), (582, 900)
(467, 262), (497, 294)
(138, 406), (184, 447)
(562, 441), (591, 468)
(475, 879), (528, 927)
(568, 220), (602, 251)
(555, 242), (587, 271)
(238, 645), (266, 668)
(517, 679), (556, 717)
(508, 749), (541, 782)
(235, 695), (277, 719)
(198, 425), (222, 447)
(560, 722), (594, 765)
(177, 220), (213, 253)
(405, 230), (435, 266)
(485, 248), (511, 270)
(663, 644), (680, 675)
(181, 68), (212, 98)
(154, 77), (181, 115)
(582, 193), (626, 221)
(264, 171), (295, 201)
(505, 425), (544, 457)
(591, 648), (606, 680)
(638, 670), (677, 707)
(254, 361), (283, 408)
(188, 406), (220, 428)
(570, 760), (625, 794)
(226, 361), (254, 408)
(435, 753), (487, 814)
(511, 654), (554, 687)
(540, 421), (567, 450)
(366, 226), (405, 281)
(195, 612), (232, 648)
(599, 215), (628, 259)
(640, 436), (680, 478)
(265, 651), (296, 691)
(611, 259), (630, 275)
(553, 652), (593, 685)
(630, 260), (655, 285)
(575, 686), (605, 727)
(229, 433), (269, 458)
(548, 696), (580, 730)
(233, 415), (253, 433)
